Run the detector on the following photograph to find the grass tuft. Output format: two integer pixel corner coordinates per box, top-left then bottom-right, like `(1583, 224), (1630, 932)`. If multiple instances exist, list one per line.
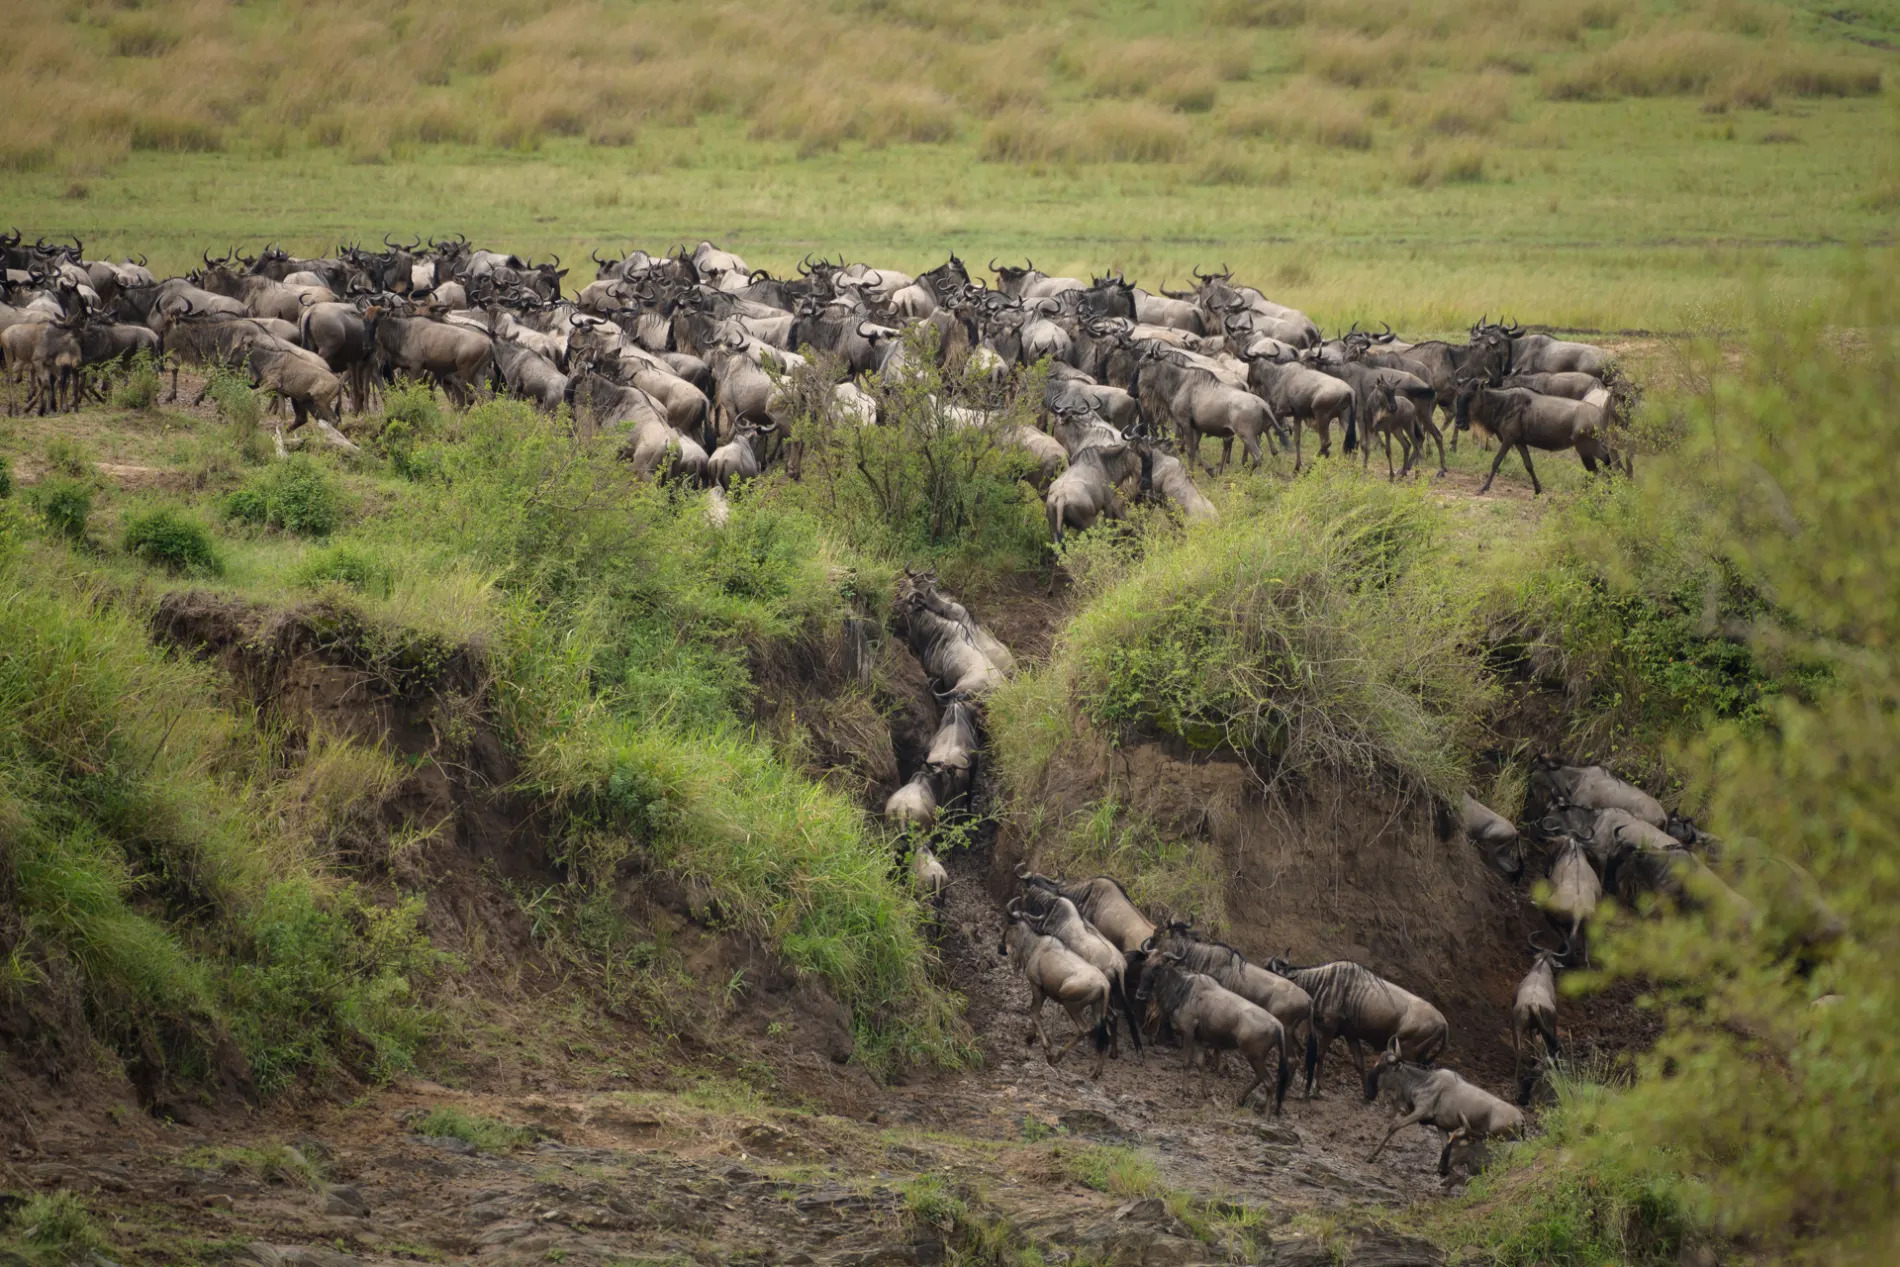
(413, 1106), (535, 1152)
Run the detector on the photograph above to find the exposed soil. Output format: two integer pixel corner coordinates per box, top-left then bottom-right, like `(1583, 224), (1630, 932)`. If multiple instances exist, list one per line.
(0, 558), (1646, 1267)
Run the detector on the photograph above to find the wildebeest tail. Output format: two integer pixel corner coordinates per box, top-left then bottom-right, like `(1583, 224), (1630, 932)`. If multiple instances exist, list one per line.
(1091, 1013), (1112, 1054)
(1343, 394), (1358, 453)
(1274, 1043), (1291, 1114)
(1303, 1026), (1319, 1081)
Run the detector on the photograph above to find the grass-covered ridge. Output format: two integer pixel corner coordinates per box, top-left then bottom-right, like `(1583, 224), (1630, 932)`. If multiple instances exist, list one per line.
(0, 385), (976, 1098)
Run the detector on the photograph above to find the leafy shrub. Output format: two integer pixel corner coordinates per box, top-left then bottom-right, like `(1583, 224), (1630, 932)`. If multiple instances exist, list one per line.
(28, 477), (91, 541)
(1019, 470), (1493, 797)
(207, 368), (269, 461)
(378, 380), (444, 481)
(224, 456), (344, 536)
(0, 454), (11, 499)
(123, 507), (223, 575)
(112, 351), (163, 411)
(7, 1191), (112, 1259)
(292, 543), (394, 597)
(44, 437), (90, 478)
(412, 1106), (534, 1152)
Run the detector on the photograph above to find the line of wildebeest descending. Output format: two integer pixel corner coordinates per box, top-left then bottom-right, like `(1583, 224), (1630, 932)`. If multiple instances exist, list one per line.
(3, 231), (1632, 524)
(887, 569), (1763, 1181)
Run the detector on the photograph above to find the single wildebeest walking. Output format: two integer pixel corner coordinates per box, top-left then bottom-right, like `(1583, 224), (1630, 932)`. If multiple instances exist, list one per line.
(1135, 954), (1292, 1114)
(1264, 957), (1449, 1100)
(998, 905), (1112, 1079)
(1364, 1042), (1524, 1163)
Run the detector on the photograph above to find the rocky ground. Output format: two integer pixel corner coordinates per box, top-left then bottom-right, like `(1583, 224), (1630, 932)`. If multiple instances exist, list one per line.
(5, 834), (1461, 1267)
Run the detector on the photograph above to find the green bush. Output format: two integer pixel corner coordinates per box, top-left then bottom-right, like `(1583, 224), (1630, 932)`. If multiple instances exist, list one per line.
(28, 477), (92, 541)
(111, 351), (163, 411)
(6, 1191), (113, 1260)
(412, 1106), (534, 1152)
(224, 456), (344, 536)
(123, 506), (223, 575)
(292, 543), (394, 597)
(786, 346), (1047, 570)
(378, 379), (444, 481)
(44, 437), (90, 479)
(207, 367), (270, 462)
(999, 468), (1494, 798)
(0, 454), (12, 499)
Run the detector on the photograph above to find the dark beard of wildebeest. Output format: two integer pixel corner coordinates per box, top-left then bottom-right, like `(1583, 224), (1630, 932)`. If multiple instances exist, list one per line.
(1150, 923), (1313, 1052)
(1452, 383), (1618, 494)
(1261, 957), (1449, 1100)
(1134, 957), (1291, 1114)
(1014, 891), (1143, 1061)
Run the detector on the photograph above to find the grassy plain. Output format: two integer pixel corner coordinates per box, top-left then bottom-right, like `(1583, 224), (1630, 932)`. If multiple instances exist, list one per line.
(6, 0), (1897, 331)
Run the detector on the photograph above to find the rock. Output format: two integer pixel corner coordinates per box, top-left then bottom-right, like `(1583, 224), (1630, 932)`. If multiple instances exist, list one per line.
(1248, 1122), (1301, 1148)
(1114, 1198), (1170, 1226)
(1338, 1229), (1443, 1266)
(416, 1135), (478, 1155)
(319, 1183), (369, 1217)
(242, 1245), (362, 1267)
(1059, 1109), (1128, 1138)
(1264, 1239), (1335, 1267)
(740, 1123), (796, 1157)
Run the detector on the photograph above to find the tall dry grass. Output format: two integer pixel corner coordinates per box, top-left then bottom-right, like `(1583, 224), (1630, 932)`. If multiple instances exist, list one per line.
(0, 0), (1885, 171)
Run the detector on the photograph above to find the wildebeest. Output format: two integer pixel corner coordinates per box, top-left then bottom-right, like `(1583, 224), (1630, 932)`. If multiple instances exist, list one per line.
(1511, 941), (1562, 1105)
(1453, 384), (1617, 494)
(706, 420), (774, 490)
(1532, 758), (1666, 828)
(1264, 957), (1449, 1099)
(1140, 442), (1218, 524)
(1241, 352), (1355, 472)
(1135, 347), (1282, 472)
(1541, 836), (1602, 965)
(1364, 1043), (1524, 1163)
(1135, 954), (1292, 1114)
(493, 338), (568, 413)
(909, 844), (949, 901)
(884, 769), (939, 835)
(924, 699), (980, 809)
(365, 306), (493, 408)
(998, 907), (1112, 1078)
(1044, 439), (1142, 542)
(1149, 923), (1312, 1049)
(1017, 867), (1156, 954)
(1016, 893), (1143, 1060)
(894, 571), (1008, 698)
(1461, 793), (1523, 878)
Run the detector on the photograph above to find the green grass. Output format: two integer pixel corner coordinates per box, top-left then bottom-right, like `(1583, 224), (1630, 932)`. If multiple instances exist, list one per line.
(413, 1106), (536, 1153)
(2, 1191), (114, 1265)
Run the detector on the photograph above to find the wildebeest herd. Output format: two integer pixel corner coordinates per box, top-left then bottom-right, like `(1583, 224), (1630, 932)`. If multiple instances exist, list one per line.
(884, 569), (1749, 1182)
(2, 231), (1629, 521)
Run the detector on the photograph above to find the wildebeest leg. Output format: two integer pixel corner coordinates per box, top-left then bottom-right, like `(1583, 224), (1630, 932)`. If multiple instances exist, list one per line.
(1519, 443), (1542, 495)
(1028, 989), (1054, 1061)
(1236, 1053), (1267, 1111)
(1476, 439), (1514, 494)
(1293, 415), (1305, 473)
(168, 364), (180, 402)
(1242, 431), (1262, 469)
(1303, 1023), (1327, 1097)
(1423, 416), (1448, 476)
(1366, 1106), (1431, 1162)
(1052, 1002), (1093, 1065)
(1350, 1037), (1379, 1101)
